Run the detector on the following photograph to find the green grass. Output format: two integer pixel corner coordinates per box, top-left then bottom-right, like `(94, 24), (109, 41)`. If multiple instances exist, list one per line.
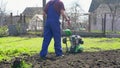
(0, 37), (42, 61)
(83, 37), (120, 52)
(0, 37), (120, 61)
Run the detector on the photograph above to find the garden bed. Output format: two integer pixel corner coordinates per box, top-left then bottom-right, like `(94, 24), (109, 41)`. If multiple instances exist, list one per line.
(0, 49), (120, 68)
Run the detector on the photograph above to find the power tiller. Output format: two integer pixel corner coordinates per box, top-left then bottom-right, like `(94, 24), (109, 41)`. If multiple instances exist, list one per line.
(62, 29), (84, 53)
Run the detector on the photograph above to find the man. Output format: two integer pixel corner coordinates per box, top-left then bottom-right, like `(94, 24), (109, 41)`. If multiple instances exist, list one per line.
(40, 0), (69, 59)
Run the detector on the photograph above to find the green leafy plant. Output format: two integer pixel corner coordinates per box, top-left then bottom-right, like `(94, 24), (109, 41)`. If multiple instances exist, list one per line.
(20, 60), (32, 68)
(0, 26), (8, 37)
(11, 59), (32, 68)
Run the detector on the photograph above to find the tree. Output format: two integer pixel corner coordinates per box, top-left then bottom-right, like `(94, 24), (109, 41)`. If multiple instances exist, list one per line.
(0, 0), (7, 26)
(67, 1), (84, 30)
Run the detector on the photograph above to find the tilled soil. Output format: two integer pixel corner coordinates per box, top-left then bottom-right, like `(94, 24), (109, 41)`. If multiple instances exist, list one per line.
(0, 49), (120, 68)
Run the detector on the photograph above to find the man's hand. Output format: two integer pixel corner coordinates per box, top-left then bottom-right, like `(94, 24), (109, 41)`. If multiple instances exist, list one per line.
(66, 19), (70, 26)
(61, 9), (71, 26)
(43, 11), (47, 18)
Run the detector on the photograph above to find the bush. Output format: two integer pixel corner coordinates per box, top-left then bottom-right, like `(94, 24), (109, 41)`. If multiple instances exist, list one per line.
(0, 26), (9, 37)
(11, 59), (32, 68)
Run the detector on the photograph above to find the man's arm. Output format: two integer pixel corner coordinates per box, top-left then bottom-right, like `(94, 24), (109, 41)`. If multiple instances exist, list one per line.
(61, 9), (71, 26)
(60, 9), (69, 21)
(43, 11), (47, 18)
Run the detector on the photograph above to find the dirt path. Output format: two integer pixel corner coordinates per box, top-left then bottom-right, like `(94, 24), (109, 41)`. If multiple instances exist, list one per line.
(0, 49), (120, 68)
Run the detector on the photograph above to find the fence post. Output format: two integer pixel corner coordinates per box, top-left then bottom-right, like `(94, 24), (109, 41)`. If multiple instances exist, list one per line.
(20, 14), (22, 23)
(88, 14), (91, 32)
(19, 14), (27, 34)
(10, 13), (13, 24)
(103, 13), (106, 36)
(23, 14), (26, 23)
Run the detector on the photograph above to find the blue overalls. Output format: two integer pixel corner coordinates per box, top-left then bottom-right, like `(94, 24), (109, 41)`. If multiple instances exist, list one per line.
(40, 1), (62, 57)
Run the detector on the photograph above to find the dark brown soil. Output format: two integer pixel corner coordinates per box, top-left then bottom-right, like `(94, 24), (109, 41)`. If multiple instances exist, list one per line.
(0, 49), (120, 68)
